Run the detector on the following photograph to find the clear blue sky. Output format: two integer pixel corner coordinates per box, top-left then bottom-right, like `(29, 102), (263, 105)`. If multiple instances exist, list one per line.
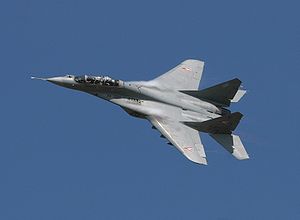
(1, 0), (299, 219)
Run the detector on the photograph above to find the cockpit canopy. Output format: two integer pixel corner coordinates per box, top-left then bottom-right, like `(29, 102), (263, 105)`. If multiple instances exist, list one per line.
(74, 75), (120, 86)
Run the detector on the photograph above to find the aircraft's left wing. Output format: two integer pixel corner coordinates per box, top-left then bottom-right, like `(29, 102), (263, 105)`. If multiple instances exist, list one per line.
(147, 116), (207, 165)
(152, 59), (204, 90)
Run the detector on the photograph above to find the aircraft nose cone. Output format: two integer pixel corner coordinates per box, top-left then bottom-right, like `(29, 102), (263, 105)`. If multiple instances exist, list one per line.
(31, 76), (75, 88)
(46, 77), (63, 84)
(31, 76), (66, 85)
(47, 76), (76, 88)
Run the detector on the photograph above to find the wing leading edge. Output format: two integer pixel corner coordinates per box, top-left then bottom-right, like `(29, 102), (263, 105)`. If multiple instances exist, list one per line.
(147, 116), (207, 165)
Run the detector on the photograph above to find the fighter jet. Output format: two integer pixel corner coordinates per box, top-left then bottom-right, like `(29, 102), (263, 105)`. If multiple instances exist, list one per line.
(32, 59), (249, 165)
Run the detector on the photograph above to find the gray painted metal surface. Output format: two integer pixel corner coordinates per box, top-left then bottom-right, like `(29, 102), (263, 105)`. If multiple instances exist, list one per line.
(32, 59), (249, 165)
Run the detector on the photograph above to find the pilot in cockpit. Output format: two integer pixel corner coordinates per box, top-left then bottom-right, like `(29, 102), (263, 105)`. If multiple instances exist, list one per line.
(74, 75), (119, 86)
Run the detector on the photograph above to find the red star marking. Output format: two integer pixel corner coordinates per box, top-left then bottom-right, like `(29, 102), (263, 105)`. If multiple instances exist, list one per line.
(182, 67), (192, 72)
(184, 146), (193, 152)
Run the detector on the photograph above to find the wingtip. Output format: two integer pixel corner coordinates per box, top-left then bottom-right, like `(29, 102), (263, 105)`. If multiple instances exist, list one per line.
(198, 158), (208, 165)
(189, 156), (208, 166)
(182, 59), (205, 67)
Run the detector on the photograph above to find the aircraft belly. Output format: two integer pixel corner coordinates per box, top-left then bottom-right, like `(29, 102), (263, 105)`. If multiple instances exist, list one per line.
(137, 86), (220, 114)
(110, 98), (214, 123)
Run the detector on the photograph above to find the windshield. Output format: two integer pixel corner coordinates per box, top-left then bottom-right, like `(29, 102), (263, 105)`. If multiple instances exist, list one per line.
(74, 75), (120, 86)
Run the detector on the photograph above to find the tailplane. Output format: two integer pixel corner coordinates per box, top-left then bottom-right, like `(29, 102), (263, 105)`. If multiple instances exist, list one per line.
(210, 134), (249, 160)
(183, 112), (243, 134)
(182, 113), (249, 160)
(180, 78), (246, 107)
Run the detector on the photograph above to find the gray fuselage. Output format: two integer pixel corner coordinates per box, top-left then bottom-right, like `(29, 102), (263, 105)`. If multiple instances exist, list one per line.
(52, 75), (223, 123)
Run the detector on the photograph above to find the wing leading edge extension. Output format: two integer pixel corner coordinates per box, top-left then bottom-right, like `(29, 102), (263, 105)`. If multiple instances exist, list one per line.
(147, 116), (207, 165)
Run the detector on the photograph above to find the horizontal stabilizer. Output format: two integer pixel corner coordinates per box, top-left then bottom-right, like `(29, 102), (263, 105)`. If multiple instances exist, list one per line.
(181, 78), (242, 107)
(183, 112), (243, 134)
(209, 134), (249, 160)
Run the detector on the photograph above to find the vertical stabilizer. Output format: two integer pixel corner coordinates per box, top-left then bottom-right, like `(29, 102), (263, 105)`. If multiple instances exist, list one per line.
(231, 89), (246, 103)
(209, 134), (249, 160)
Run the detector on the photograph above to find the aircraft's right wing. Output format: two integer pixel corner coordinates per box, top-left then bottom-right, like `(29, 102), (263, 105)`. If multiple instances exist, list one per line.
(147, 116), (207, 165)
(152, 59), (204, 90)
